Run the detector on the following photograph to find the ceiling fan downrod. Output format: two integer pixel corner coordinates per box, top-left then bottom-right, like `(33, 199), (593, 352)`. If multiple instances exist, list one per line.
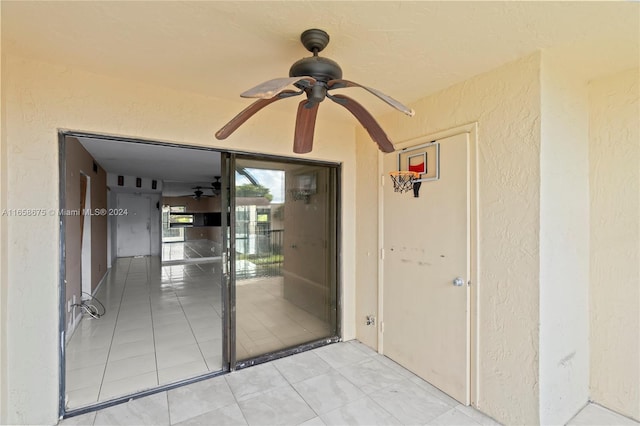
(289, 29), (343, 85)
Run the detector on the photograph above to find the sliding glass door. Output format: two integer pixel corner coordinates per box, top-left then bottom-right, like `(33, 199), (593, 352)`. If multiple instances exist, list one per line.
(229, 156), (339, 365)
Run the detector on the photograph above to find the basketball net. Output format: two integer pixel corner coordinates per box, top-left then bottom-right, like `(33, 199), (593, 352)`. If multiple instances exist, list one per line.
(389, 171), (419, 194)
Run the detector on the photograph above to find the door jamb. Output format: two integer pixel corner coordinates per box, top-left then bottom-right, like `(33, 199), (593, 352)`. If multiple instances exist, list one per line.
(377, 122), (479, 406)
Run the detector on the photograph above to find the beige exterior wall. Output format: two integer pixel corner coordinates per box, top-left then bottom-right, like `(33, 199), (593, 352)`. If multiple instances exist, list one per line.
(1, 54), (356, 424)
(357, 53), (543, 424)
(0, 7), (8, 420)
(588, 67), (640, 421)
(354, 129), (379, 349)
(539, 53), (590, 424)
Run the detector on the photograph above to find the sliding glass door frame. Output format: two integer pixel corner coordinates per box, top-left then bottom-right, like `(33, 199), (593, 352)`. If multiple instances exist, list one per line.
(226, 152), (342, 371)
(58, 130), (341, 419)
(224, 153), (237, 370)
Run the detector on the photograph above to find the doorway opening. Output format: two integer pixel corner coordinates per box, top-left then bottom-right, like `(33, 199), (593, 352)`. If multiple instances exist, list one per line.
(58, 131), (341, 417)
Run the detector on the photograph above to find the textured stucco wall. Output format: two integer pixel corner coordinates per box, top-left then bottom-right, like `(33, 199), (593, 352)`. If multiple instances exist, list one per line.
(356, 53), (542, 424)
(589, 67), (640, 421)
(0, 7), (8, 421)
(354, 127), (379, 349)
(539, 53), (590, 425)
(2, 54), (356, 424)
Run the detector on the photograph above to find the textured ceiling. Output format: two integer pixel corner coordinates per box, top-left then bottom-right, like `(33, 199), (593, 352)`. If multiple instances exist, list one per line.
(3, 1), (639, 120)
(5, 2), (638, 192)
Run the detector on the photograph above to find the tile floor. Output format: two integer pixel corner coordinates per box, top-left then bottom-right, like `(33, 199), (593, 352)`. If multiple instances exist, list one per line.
(66, 251), (334, 410)
(567, 404), (640, 425)
(236, 276), (332, 360)
(59, 340), (638, 426)
(65, 256), (224, 409)
(60, 340), (496, 426)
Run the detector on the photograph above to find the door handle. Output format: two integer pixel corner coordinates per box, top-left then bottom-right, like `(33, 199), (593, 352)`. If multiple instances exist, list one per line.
(452, 277), (465, 287)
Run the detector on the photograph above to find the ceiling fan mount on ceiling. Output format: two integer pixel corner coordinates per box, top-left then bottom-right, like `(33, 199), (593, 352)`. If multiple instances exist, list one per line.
(289, 29), (342, 83)
(216, 28), (414, 154)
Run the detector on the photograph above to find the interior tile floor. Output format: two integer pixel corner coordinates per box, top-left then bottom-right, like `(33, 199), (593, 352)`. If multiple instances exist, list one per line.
(66, 252), (334, 410)
(236, 276), (332, 360)
(65, 256), (224, 409)
(59, 340), (638, 426)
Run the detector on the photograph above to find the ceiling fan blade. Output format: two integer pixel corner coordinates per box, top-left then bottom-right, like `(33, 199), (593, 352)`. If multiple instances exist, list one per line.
(327, 79), (415, 117)
(215, 90), (298, 140)
(329, 94), (395, 153)
(293, 100), (319, 154)
(241, 77), (316, 99)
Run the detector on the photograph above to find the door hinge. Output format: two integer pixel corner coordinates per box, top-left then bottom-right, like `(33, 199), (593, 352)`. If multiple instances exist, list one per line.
(380, 248), (385, 260)
(380, 174), (385, 187)
(380, 321), (384, 333)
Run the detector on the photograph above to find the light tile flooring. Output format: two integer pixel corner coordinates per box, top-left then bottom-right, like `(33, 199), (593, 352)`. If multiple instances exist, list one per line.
(568, 404), (640, 425)
(59, 340), (637, 426)
(66, 253), (334, 410)
(236, 277), (332, 360)
(65, 256), (224, 409)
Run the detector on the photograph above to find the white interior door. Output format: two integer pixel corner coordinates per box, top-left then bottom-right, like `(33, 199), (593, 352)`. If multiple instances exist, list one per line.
(116, 193), (152, 257)
(382, 133), (470, 404)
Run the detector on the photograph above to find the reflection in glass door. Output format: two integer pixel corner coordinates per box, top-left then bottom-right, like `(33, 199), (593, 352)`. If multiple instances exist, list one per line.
(232, 158), (339, 363)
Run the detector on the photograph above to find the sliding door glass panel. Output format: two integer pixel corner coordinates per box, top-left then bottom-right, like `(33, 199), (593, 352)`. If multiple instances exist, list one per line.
(234, 158), (338, 361)
(62, 136), (226, 411)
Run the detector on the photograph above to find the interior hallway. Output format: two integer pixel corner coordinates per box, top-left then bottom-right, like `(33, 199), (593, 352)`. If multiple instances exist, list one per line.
(59, 340), (638, 426)
(65, 257), (224, 408)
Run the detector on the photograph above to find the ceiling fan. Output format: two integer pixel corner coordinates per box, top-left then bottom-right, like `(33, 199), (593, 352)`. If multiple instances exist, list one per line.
(191, 186), (215, 201)
(186, 177), (221, 200)
(215, 29), (414, 154)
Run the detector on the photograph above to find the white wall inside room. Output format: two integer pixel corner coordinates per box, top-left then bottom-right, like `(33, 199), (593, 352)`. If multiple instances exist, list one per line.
(588, 67), (640, 421)
(1, 54), (357, 425)
(539, 52), (590, 425)
(357, 53), (543, 425)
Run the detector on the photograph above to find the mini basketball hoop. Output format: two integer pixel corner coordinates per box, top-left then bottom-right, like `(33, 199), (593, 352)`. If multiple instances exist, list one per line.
(389, 171), (420, 194)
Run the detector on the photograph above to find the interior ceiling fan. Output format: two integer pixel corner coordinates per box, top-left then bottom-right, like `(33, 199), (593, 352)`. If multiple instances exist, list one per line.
(185, 177), (222, 200)
(191, 186), (214, 200)
(215, 29), (414, 154)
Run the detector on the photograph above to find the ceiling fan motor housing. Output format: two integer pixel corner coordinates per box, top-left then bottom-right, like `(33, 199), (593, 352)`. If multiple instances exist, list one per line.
(289, 56), (343, 82)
